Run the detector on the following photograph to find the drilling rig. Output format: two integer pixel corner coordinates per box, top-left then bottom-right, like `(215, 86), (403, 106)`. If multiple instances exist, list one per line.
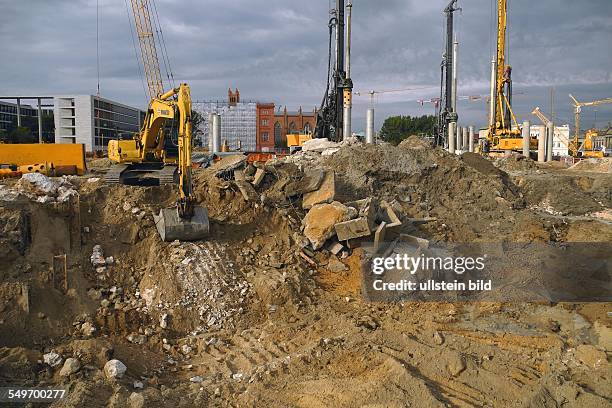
(437, 0), (460, 147)
(315, 0), (353, 142)
(485, 0), (537, 153)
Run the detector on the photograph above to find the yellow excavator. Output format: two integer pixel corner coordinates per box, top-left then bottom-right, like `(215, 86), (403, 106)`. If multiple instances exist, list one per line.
(107, 0), (208, 241)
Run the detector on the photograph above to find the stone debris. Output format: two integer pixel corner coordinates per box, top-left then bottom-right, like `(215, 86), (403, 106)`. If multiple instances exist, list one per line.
(133, 381), (144, 389)
(574, 345), (607, 369)
(43, 351), (63, 367)
(104, 359), (127, 380)
(59, 357), (81, 377)
(190, 376), (203, 383)
(302, 170), (336, 209)
(252, 168), (266, 187)
(128, 392), (145, 408)
(90, 245), (107, 267)
(446, 352), (466, 377)
(301, 138), (340, 153)
(160, 313), (169, 329)
(16, 173), (77, 203)
(302, 201), (357, 250)
(81, 322), (96, 337)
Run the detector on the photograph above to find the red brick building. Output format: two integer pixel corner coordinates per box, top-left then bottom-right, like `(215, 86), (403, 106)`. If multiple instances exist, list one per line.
(273, 107), (317, 148)
(256, 103), (275, 151)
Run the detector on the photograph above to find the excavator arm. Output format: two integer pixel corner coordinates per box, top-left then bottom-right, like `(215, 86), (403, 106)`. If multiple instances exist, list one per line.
(153, 83), (209, 241)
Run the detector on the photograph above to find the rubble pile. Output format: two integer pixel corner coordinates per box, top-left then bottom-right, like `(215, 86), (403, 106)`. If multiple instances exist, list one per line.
(15, 173), (78, 203)
(0, 139), (610, 407)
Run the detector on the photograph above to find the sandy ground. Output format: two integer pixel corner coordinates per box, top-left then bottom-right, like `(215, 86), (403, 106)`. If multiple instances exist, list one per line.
(0, 142), (610, 407)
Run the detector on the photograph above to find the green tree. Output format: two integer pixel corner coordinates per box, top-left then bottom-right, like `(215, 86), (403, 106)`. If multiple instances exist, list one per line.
(8, 126), (36, 144)
(191, 110), (204, 146)
(379, 115), (436, 145)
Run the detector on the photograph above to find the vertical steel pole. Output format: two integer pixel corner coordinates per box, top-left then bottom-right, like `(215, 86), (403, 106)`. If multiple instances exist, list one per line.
(37, 98), (43, 143)
(365, 108), (374, 144)
(16, 98), (21, 127)
(343, 1), (352, 140)
(335, 0), (345, 141)
(546, 122), (554, 161)
(489, 59), (496, 128)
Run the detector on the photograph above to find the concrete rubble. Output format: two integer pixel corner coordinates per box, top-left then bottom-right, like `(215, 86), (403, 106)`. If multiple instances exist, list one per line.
(104, 359), (127, 380)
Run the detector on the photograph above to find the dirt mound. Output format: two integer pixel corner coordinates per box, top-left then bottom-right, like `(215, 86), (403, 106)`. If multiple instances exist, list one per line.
(494, 153), (538, 172)
(321, 143), (522, 241)
(568, 157), (612, 173)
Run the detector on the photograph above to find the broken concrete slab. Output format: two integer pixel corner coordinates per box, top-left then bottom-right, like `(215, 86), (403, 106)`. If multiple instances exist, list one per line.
(303, 201), (356, 250)
(373, 221), (387, 252)
(345, 197), (379, 230)
(211, 154), (247, 176)
(379, 200), (402, 229)
(335, 217), (371, 241)
(302, 170), (336, 209)
(234, 181), (258, 202)
(399, 234), (430, 249)
(252, 168), (266, 187)
(324, 239), (345, 256)
(285, 169), (325, 197)
(301, 138), (340, 152)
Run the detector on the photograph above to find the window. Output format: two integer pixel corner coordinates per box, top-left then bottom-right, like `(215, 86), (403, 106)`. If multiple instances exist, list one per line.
(274, 122), (282, 146)
(261, 119), (269, 126)
(304, 123), (311, 133)
(262, 132), (269, 142)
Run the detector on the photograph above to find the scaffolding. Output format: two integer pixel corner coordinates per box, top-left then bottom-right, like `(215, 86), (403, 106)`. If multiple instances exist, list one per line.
(193, 101), (257, 152)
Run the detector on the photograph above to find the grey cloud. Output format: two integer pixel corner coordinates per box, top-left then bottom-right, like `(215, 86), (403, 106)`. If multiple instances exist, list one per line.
(1, 0), (610, 131)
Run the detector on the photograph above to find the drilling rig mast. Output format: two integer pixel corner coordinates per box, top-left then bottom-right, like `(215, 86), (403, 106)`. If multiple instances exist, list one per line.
(486, 0), (536, 153)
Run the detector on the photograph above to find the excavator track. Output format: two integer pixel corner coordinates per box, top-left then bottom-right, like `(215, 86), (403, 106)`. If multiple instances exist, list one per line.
(104, 164), (130, 184)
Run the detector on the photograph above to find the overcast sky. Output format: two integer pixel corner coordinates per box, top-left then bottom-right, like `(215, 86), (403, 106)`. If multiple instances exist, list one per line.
(1, 0), (611, 131)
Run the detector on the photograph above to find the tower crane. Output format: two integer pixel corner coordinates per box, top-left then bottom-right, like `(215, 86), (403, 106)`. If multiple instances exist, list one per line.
(107, 0), (209, 241)
(486, 0), (537, 153)
(569, 94), (612, 156)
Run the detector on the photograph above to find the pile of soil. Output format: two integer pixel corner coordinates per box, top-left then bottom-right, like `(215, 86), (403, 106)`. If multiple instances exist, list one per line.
(0, 141), (610, 407)
(569, 157), (612, 173)
(494, 153), (539, 172)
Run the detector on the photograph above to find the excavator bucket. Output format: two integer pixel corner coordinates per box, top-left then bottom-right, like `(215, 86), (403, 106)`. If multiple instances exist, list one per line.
(154, 206), (210, 242)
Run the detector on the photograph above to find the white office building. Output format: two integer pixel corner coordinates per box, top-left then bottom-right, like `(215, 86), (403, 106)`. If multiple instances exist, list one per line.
(530, 124), (570, 157)
(54, 95), (145, 152)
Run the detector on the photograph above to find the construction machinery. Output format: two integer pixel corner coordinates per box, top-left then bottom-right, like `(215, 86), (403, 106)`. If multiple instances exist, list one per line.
(569, 94), (612, 156)
(485, 0), (537, 153)
(315, 0), (353, 142)
(437, 0), (460, 147)
(109, 0), (208, 241)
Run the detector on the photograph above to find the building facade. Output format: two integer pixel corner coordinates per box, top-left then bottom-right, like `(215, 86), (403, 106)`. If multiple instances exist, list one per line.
(0, 100), (53, 137)
(273, 107), (317, 148)
(54, 95), (144, 152)
(530, 124), (570, 157)
(194, 89), (279, 152)
(256, 103), (275, 151)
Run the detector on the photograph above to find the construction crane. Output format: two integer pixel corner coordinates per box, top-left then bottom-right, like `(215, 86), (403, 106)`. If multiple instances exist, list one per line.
(531, 106), (574, 156)
(485, 0), (536, 153)
(569, 94), (612, 156)
(107, 0), (209, 241)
